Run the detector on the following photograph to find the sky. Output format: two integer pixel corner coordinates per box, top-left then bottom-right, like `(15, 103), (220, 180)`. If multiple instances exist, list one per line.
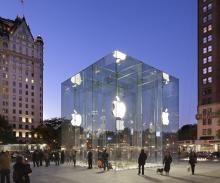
(0, 0), (197, 127)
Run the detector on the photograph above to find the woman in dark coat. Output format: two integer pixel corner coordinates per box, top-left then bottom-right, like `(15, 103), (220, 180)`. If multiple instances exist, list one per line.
(138, 149), (147, 175)
(13, 156), (26, 183)
(163, 151), (172, 175)
(189, 150), (197, 175)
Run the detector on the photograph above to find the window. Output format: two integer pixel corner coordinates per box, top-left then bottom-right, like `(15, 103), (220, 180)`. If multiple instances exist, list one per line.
(31, 111), (34, 115)
(208, 3), (212, 10)
(203, 78), (207, 84)
(19, 110), (22, 114)
(13, 81), (16, 86)
(25, 91), (28, 95)
(13, 102), (16, 107)
(203, 17), (207, 23)
(203, 119), (206, 125)
(25, 104), (28, 108)
(208, 35), (212, 42)
(203, 57), (207, 64)
(25, 125), (29, 129)
(26, 84), (28, 89)
(26, 118), (28, 123)
(208, 14), (212, 21)
(25, 78), (28, 82)
(203, 37), (207, 44)
(19, 103), (22, 107)
(19, 96), (22, 101)
(207, 128), (212, 135)
(19, 117), (22, 122)
(203, 129), (206, 135)
(208, 66), (212, 73)
(203, 6), (207, 13)
(19, 124), (22, 129)
(31, 86), (34, 90)
(203, 27), (207, 33)
(26, 111), (28, 115)
(203, 68), (207, 74)
(13, 109), (16, 114)
(31, 92), (34, 96)
(208, 24), (212, 31)
(19, 83), (22, 87)
(208, 45), (212, 52)
(208, 118), (212, 125)
(208, 56), (212, 62)
(203, 47), (207, 54)
(208, 77), (212, 83)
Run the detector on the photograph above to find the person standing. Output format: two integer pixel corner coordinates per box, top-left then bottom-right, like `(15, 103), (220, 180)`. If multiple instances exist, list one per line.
(189, 150), (197, 175)
(0, 151), (11, 183)
(24, 158), (32, 183)
(72, 150), (76, 167)
(102, 149), (109, 171)
(138, 149), (147, 175)
(163, 151), (172, 175)
(87, 150), (93, 169)
(61, 150), (65, 164)
(32, 150), (39, 167)
(13, 156), (26, 183)
(39, 150), (44, 166)
(54, 151), (60, 166)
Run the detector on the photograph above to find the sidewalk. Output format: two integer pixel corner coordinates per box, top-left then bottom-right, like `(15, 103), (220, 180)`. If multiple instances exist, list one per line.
(30, 161), (220, 183)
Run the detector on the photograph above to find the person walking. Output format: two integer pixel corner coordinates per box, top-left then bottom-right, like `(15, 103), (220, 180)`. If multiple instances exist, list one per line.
(0, 151), (11, 183)
(87, 150), (93, 169)
(163, 151), (172, 175)
(138, 149), (147, 175)
(102, 149), (109, 171)
(189, 150), (197, 175)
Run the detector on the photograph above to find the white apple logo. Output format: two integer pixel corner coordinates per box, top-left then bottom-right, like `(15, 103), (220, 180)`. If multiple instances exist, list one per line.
(71, 73), (82, 87)
(112, 96), (126, 119)
(71, 110), (82, 126)
(113, 50), (127, 63)
(162, 108), (169, 125)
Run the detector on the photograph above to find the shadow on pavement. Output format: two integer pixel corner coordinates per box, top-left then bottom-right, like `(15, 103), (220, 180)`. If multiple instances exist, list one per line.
(168, 175), (198, 183)
(96, 171), (105, 174)
(142, 175), (162, 182)
(195, 174), (220, 179)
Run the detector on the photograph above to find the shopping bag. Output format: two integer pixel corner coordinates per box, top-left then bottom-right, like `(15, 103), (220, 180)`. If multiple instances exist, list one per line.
(108, 162), (113, 169)
(97, 160), (103, 168)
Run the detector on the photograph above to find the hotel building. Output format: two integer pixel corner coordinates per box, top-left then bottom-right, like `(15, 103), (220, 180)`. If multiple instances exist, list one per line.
(0, 16), (43, 141)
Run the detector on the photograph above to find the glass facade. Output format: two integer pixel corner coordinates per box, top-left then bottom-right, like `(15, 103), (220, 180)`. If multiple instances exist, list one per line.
(61, 51), (179, 170)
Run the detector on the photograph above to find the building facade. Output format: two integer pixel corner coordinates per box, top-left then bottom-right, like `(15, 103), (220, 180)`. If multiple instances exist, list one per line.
(0, 16), (43, 141)
(61, 51), (179, 170)
(197, 0), (220, 144)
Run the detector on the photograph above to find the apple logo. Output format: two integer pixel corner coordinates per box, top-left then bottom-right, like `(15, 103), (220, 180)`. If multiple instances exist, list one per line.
(112, 96), (126, 119)
(162, 108), (169, 125)
(113, 50), (127, 63)
(71, 73), (82, 87)
(71, 110), (82, 126)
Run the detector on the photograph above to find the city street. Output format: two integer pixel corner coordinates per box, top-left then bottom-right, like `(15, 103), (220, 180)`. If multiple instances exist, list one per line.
(30, 161), (220, 183)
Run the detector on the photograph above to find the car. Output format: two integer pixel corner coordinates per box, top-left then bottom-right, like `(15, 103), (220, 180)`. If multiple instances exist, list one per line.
(211, 152), (220, 159)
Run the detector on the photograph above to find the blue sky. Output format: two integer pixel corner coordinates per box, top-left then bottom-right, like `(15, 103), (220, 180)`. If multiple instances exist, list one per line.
(0, 0), (197, 127)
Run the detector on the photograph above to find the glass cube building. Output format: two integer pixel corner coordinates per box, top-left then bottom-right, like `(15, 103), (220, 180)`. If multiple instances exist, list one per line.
(61, 51), (179, 170)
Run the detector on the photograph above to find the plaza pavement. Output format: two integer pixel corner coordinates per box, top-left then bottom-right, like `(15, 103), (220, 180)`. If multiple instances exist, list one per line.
(30, 161), (220, 183)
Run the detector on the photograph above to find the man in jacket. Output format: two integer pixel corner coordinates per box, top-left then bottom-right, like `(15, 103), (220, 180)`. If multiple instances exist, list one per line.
(0, 151), (11, 183)
(138, 149), (147, 175)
